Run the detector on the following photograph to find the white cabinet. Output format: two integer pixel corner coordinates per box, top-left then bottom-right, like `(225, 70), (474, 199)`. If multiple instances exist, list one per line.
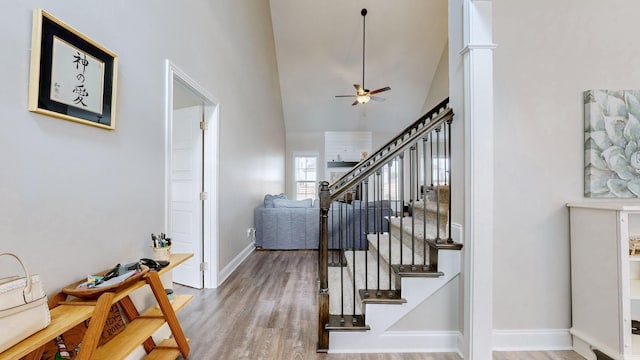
(568, 202), (640, 360)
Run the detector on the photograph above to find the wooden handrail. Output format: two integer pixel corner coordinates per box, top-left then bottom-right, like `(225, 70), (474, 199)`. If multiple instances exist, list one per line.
(329, 103), (452, 201)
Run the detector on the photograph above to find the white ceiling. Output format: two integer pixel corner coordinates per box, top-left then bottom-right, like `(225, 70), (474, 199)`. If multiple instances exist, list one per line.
(269, 0), (448, 134)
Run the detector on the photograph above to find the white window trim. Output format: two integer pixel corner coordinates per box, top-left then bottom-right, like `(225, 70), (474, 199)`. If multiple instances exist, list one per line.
(293, 151), (319, 200)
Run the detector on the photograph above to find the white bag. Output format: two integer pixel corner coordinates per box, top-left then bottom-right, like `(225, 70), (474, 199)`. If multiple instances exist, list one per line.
(0, 253), (51, 353)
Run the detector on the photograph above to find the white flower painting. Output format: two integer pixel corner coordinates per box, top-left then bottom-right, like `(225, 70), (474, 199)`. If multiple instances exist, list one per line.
(585, 89), (640, 198)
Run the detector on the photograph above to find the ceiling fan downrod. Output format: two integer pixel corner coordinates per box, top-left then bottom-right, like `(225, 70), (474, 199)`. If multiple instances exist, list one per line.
(334, 7), (390, 105)
(361, 8), (367, 91)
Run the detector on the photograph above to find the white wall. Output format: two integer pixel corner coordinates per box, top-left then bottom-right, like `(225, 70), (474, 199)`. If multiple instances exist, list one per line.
(493, 0), (640, 332)
(0, 1), (285, 293)
(423, 43), (450, 113)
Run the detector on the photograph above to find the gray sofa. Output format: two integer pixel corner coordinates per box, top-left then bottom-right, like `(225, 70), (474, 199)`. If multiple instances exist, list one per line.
(254, 199), (391, 250)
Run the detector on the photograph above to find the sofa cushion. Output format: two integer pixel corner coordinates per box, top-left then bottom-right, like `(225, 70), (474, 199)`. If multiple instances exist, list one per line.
(264, 193), (287, 208)
(273, 198), (312, 208)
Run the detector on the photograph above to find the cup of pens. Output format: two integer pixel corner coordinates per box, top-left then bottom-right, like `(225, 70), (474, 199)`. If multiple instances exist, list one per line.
(151, 233), (172, 262)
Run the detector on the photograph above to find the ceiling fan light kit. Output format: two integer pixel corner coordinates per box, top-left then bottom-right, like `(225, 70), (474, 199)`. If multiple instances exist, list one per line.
(335, 8), (390, 106)
(356, 94), (370, 104)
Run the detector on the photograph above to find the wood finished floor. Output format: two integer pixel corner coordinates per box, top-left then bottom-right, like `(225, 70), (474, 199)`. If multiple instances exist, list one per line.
(175, 250), (584, 360)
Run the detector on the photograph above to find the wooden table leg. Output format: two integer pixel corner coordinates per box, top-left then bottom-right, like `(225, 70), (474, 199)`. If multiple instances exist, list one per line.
(76, 292), (115, 360)
(145, 271), (190, 358)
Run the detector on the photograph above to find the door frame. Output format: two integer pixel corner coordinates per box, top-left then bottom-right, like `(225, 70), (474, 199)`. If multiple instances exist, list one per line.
(165, 60), (220, 288)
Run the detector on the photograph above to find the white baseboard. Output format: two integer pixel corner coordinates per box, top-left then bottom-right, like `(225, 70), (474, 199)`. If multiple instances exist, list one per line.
(217, 242), (254, 286)
(492, 329), (573, 351)
(329, 331), (463, 354)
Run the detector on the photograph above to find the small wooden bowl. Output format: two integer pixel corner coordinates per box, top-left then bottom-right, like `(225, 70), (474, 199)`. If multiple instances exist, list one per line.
(62, 265), (149, 299)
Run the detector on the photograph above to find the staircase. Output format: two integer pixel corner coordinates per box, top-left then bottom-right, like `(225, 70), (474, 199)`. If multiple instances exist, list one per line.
(317, 99), (463, 353)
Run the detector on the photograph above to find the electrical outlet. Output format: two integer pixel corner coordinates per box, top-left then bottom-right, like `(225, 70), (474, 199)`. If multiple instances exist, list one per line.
(247, 227), (256, 241)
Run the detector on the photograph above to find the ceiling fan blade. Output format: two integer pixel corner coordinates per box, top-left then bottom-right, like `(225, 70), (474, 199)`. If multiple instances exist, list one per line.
(335, 95), (357, 98)
(369, 86), (391, 95)
(370, 96), (386, 102)
(352, 100), (360, 106)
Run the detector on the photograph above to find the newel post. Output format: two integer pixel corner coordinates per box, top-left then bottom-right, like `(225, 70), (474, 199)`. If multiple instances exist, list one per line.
(317, 181), (330, 352)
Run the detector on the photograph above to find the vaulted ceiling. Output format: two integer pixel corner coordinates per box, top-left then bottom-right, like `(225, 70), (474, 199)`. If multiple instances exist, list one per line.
(269, 0), (448, 134)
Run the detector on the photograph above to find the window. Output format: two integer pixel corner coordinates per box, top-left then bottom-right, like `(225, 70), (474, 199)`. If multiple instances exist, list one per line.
(294, 154), (318, 200)
(432, 158), (449, 185)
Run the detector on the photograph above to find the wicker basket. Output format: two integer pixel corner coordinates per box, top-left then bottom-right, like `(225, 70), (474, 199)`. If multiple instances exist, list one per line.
(152, 246), (171, 262)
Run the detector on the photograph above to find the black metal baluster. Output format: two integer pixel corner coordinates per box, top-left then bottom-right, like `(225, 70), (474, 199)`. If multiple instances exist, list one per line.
(443, 126), (448, 187)
(447, 118), (454, 244)
(430, 132), (434, 189)
(409, 145), (416, 269)
(394, 157), (399, 217)
(387, 163), (393, 293)
(375, 170), (381, 297)
(435, 126), (442, 243)
(363, 178), (369, 297)
(330, 200), (336, 265)
(413, 141), (420, 201)
(351, 191), (357, 323)
(443, 122), (448, 241)
(422, 136), (428, 268)
(398, 153), (405, 271)
(339, 202), (344, 322)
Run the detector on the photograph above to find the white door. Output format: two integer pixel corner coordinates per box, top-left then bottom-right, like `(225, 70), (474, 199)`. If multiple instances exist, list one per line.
(171, 105), (204, 288)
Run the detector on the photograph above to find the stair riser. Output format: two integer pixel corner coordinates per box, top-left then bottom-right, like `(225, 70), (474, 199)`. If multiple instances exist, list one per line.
(366, 233), (424, 268)
(423, 212), (449, 234)
(331, 249), (400, 316)
(388, 223), (429, 263)
(390, 216), (449, 241)
(347, 250), (397, 294)
(393, 198), (450, 235)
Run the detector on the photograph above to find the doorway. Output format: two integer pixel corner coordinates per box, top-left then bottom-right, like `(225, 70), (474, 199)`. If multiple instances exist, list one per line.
(165, 60), (219, 289)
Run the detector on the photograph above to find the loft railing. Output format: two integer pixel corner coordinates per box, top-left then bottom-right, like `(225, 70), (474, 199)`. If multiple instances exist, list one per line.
(316, 98), (454, 351)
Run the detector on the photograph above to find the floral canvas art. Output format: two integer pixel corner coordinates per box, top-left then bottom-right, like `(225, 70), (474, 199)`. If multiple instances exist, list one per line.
(585, 89), (640, 198)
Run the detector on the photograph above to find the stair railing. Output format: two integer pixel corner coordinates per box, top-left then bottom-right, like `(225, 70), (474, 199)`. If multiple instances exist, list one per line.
(317, 99), (454, 351)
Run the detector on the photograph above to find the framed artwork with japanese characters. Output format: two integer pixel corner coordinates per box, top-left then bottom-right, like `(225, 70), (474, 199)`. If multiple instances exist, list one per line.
(28, 9), (118, 130)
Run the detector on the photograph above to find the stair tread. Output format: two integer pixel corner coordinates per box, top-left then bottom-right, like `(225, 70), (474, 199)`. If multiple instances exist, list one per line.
(426, 239), (463, 251)
(367, 232), (425, 265)
(391, 264), (444, 278)
(326, 314), (370, 331)
(345, 250), (396, 293)
(359, 289), (406, 304)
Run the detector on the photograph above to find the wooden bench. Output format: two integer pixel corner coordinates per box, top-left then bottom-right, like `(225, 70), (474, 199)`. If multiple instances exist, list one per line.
(0, 253), (193, 360)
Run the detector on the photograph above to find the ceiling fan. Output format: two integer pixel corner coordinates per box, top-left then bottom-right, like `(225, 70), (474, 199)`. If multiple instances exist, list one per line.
(335, 8), (391, 106)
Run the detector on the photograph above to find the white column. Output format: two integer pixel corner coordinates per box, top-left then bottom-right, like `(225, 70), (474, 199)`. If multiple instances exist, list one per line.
(460, 1), (496, 359)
